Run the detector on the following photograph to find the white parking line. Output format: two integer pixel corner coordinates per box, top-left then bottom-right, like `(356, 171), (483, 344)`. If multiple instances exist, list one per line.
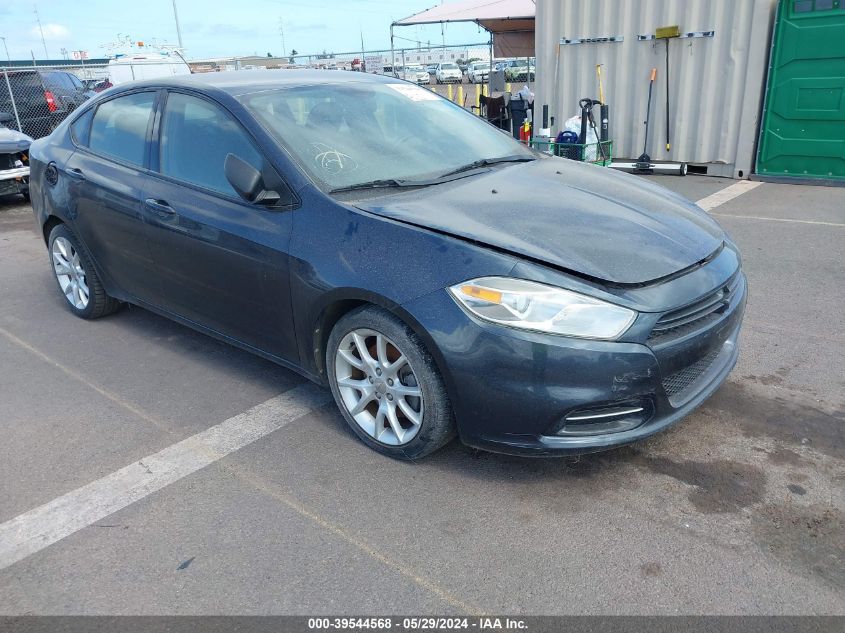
(695, 180), (763, 211)
(0, 382), (331, 571)
(695, 180), (845, 226)
(709, 213), (845, 227)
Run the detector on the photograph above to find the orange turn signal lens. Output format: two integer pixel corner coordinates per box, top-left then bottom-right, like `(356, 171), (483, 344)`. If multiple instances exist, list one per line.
(460, 285), (502, 304)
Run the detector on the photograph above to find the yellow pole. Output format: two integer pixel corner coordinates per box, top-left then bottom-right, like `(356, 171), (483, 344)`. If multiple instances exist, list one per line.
(447, 84), (453, 101)
(596, 64), (605, 104)
(505, 82), (512, 94)
(457, 85), (464, 107)
(482, 83), (488, 97)
(475, 83), (481, 112)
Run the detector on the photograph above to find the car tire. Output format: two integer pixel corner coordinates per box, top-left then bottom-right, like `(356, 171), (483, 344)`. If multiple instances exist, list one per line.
(47, 224), (121, 319)
(327, 305), (456, 460)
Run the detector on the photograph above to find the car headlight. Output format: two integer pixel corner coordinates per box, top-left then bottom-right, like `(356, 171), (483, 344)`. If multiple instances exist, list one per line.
(448, 277), (636, 340)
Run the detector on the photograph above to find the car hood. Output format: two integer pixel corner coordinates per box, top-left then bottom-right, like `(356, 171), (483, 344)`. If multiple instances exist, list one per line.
(354, 158), (725, 285)
(0, 126), (33, 153)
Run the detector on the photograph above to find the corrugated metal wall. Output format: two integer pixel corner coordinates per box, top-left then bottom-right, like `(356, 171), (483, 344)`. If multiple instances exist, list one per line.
(535, 0), (776, 178)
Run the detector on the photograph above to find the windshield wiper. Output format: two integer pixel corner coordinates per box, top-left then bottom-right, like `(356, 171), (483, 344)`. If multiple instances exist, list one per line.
(329, 178), (430, 194)
(329, 155), (536, 193)
(437, 155), (536, 179)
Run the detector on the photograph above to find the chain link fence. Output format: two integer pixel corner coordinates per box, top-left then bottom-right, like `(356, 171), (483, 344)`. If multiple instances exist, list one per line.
(1, 63), (109, 139)
(188, 42), (533, 113)
(2, 45), (535, 140)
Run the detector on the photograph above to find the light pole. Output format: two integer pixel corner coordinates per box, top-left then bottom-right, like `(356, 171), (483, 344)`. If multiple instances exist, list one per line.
(171, 0), (184, 49)
(34, 5), (49, 58)
(0, 37), (10, 62)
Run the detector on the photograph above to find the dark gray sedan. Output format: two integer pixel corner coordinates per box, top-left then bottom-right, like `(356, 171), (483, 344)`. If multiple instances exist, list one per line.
(27, 70), (745, 459)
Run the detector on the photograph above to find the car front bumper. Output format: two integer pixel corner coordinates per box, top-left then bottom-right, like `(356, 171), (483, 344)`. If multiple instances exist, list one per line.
(403, 273), (746, 456)
(0, 165), (30, 196)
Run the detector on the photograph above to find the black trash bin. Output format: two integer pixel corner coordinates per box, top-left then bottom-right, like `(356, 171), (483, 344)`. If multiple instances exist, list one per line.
(508, 98), (531, 139)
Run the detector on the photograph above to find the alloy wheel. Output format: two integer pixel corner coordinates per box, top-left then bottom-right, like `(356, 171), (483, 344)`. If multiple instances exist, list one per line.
(51, 237), (89, 310)
(334, 328), (424, 446)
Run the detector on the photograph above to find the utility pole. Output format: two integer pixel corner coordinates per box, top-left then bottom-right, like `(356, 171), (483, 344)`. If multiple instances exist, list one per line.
(34, 4), (48, 58)
(0, 37), (10, 62)
(278, 18), (286, 57)
(171, 0), (184, 49)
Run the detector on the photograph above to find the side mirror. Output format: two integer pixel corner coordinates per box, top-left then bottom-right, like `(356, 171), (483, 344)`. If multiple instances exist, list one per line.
(224, 153), (281, 206)
(0, 112), (13, 125)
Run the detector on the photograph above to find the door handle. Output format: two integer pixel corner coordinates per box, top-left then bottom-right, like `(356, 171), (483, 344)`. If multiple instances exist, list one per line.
(65, 168), (85, 181)
(144, 198), (176, 215)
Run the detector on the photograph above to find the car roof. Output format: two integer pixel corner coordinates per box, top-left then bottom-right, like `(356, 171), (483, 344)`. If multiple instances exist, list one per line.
(121, 69), (404, 97)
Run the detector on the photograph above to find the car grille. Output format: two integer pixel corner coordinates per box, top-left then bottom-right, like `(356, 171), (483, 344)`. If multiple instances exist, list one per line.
(648, 273), (741, 345)
(661, 347), (722, 401)
(0, 152), (17, 171)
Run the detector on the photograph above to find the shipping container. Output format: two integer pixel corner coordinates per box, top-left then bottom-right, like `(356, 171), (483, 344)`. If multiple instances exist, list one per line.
(535, 0), (777, 178)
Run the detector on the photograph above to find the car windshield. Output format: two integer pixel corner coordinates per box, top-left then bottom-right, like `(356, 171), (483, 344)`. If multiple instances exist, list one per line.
(441, 64), (459, 70)
(240, 81), (533, 191)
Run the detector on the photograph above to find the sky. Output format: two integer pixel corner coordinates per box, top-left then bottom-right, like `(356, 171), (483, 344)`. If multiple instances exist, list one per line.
(0, 0), (489, 61)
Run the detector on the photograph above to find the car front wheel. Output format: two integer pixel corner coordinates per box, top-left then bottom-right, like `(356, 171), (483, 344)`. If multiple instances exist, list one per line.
(327, 306), (456, 459)
(48, 224), (121, 319)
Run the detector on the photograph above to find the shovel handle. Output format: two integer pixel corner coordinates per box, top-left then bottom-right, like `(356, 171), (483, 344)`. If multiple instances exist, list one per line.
(650, 68), (657, 82)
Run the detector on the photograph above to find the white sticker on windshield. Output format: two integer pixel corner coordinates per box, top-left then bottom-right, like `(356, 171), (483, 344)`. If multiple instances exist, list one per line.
(385, 83), (439, 101)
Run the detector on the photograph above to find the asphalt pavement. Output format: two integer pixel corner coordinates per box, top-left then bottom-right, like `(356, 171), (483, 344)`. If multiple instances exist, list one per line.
(0, 172), (842, 615)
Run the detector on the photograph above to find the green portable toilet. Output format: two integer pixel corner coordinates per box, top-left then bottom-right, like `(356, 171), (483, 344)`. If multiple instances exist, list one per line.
(756, 0), (845, 182)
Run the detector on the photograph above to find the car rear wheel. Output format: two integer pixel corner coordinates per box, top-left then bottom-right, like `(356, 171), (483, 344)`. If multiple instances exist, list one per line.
(327, 306), (456, 459)
(48, 224), (121, 319)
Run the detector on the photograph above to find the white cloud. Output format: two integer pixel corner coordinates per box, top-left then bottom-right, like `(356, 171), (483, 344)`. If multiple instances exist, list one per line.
(31, 23), (71, 40)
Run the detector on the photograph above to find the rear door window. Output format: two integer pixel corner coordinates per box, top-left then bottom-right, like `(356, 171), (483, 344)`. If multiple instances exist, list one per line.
(43, 72), (72, 92)
(0, 71), (44, 111)
(158, 92), (263, 197)
(88, 92), (155, 167)
(71, 109), (95, 146)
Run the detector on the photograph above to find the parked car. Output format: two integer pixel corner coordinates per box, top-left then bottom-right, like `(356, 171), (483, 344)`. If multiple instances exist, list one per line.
(92, 80), (114, 93)
(0, 112), (31, 200)
(28, 71), (746, 459)
(434, 62), (462, 84)
(395, 66), (424, 82)
(426, 64), (438, 74)
(403, 64), (430, 85)
(467, 62), (490, 84)
(0, 69), (90, 138)
(505, 58), (535, 83)
(403, 64), (431, 84)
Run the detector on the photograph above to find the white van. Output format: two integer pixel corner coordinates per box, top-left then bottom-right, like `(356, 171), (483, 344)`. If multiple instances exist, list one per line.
(108, 51), (191, 85)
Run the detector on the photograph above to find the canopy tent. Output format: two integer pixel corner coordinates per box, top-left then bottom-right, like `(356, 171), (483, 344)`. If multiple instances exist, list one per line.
(392, 0), (536, 59)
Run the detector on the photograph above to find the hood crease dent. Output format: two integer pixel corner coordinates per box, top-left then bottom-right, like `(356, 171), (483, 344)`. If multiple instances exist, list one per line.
(354, 159), (725, 286)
